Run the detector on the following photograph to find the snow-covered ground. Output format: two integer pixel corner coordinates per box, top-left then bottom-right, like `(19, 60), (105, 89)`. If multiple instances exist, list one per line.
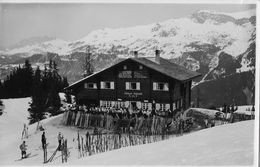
(69, 121), (255, 166)
(0, 98), (256, 166)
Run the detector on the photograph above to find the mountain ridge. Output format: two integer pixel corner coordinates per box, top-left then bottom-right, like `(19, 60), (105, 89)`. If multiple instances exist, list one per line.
(0, 8), (256, 107)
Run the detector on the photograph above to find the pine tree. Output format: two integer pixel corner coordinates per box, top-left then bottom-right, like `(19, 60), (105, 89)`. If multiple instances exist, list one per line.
(28, 67), (46, 124)
(0, 81), (4, 98)
(1, 60), (33, 98)
(23, 59), (33, 97)
(82, 47), (94, 78)
(43, 60), (62, 116)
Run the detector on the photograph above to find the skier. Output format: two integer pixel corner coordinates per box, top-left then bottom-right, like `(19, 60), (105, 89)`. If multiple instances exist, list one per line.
(42, 132), (46, 149)
(19, 141), (28, 159)
(41, 132), (47, 163)
(58, 132), (63, 151)
(21, 123), (27, 139)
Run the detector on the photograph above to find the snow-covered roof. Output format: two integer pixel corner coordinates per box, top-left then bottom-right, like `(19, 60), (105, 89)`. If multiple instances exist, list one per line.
(234, 105), (254, 115)
(185, 108), (221, 118)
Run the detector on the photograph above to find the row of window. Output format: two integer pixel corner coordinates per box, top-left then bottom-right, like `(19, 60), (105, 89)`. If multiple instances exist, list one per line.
(99, 100), (183, 110)
(85, 81), (169, 91)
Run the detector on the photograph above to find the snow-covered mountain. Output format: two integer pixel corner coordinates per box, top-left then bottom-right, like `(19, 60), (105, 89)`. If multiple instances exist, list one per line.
(69, 9), (255, 59)
(1, 9), (255, 58)
(4, 38), (70, 57)
(0, 9), (256, 106)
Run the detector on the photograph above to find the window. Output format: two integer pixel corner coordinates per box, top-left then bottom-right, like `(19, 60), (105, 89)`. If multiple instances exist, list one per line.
(160, 104), (166, 111)
(175, 99), (183, 109)
(123, 65), (127, 70)
(126, 82), (140, 90)
(158, 83), (165, 90)
(100, 101), (113, 108)
(101, 81), (114, 89)
(142, 102), (149, 110)
(139, 65), (143, 70)
(116, 101), (125, 108)
(153, 82), (169, 91)
(84, 83), (97, 89)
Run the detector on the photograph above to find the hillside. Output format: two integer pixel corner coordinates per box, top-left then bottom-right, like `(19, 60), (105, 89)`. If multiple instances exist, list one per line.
(0, 98), (256, 166)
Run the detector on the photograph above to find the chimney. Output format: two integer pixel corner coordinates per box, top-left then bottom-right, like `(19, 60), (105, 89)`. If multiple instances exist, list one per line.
(134, 51), (138, 58)
(155, 49), (160, 64)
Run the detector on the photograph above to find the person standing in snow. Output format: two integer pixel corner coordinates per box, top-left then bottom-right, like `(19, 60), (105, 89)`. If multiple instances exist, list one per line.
(58, 132), (63, 151)
(42, 132), (47, 149)
(204, 119), (208, 128)
(19, 141), (28, 159)
(41, 132), (47, 162)
(22, 124), (28, 139)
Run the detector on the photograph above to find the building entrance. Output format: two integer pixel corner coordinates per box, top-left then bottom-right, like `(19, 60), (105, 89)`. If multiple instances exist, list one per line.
(129, 101), (137, 110)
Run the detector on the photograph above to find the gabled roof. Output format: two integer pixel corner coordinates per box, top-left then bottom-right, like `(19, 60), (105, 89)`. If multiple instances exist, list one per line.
(65, 57), (201, 89)
(132, 57), (200, 81)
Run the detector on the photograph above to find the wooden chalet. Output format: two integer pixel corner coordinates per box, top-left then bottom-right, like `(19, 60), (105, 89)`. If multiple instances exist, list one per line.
(65, 50), (201, 112)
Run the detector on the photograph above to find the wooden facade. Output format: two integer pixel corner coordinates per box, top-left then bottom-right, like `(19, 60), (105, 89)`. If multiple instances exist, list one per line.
(66, 53), (200, 112)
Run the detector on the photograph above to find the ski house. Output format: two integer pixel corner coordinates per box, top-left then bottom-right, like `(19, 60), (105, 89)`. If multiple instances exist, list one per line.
(65, 50), (201, 112)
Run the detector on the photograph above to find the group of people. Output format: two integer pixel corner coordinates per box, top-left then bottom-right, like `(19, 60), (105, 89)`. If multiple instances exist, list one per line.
(62, 104), (192, 135)
(220, 104), (239, 114)
(19, 130), (65, 161)
(219, 104), (255, 122)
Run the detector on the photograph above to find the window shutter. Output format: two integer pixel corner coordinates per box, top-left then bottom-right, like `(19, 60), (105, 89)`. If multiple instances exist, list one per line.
(126, 82), (130, 90)
(148, 103), (152, 110)
(84, 83), (88, 89)
(111, 101), (115, 107)
(156, 103), (160, 110)
(100, 82), (104, 89)
(153, 82), (157, 90)
(165, 104), (170, 110)
(111, 82), (114, 89)
(164, 83), (169, 91)
(94, 83), (97, 89)
(125, 101), (129, 107)
(137, 102), (141, 109)
(137, 82), (140, 90)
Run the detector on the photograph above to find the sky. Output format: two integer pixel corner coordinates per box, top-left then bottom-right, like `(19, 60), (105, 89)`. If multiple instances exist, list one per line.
(0, 3), (256, 48)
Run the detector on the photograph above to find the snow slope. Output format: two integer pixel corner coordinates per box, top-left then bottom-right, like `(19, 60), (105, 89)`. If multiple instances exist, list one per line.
(0, 98), (98, 165)
(70, 121), (255, 166)
(0, 98), (255, 166)
(0, 98), (31, 140)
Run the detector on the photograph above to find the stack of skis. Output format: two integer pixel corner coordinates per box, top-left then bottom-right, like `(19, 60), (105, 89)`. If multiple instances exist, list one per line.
(76, 131), (174, 158)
